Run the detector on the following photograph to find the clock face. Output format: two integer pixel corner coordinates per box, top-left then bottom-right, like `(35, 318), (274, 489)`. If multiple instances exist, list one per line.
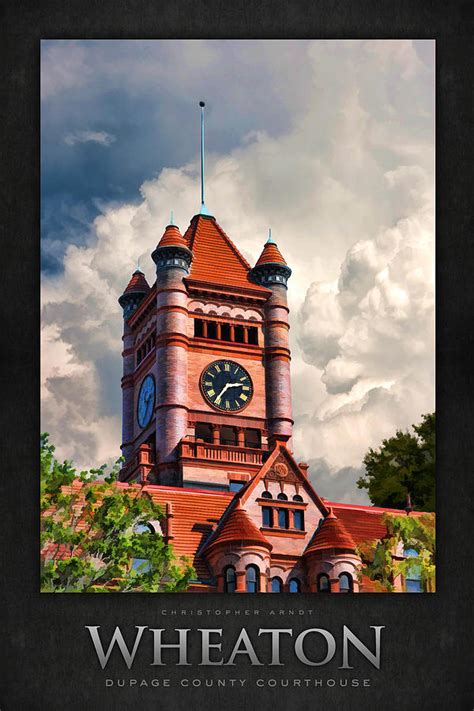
(200, 360), (253, 412)
(137, 374), (155, 429)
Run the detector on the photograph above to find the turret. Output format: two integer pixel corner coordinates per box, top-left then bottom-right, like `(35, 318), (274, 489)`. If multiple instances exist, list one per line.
(118, 269), (150, 464)
(152, 222), (193, 485)
(251, 231), (293, 446)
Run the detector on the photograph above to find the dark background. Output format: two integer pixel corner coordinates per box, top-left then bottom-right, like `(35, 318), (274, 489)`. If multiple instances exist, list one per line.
(1, 1), (473, 709)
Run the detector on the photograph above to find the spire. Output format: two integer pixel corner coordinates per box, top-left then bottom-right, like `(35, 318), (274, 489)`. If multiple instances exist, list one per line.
(118, 269), (150, 320)
(151, 221), (193, 273)
(169, 210), (174, 226)
(251, 229), (292, 288)
(304, 509), (356, 556)
(199, 101), (213, 217)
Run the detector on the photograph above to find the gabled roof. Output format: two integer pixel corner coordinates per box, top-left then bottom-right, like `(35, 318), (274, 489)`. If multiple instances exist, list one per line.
(202, 499), (272, 555)
(237, 438), (329, 515)
(122, 269), (150, 295)
(304, 508), (356, 555)
(183, 214), (270, 294)
(255, 239), (288, 267)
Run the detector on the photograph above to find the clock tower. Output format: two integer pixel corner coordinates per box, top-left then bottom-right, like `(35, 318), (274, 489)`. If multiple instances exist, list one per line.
(118, 104), (293, 489)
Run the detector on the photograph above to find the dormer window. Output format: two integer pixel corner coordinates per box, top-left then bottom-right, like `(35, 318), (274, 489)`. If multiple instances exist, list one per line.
(293, 510), (304, 530)
(277, 492), (288, 501)
(262, 507), (273, 527)
(261, 491), (272, 499)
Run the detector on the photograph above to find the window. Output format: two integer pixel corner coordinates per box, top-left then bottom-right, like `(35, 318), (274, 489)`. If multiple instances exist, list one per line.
(221, 323), (231, 341)
(245, 428), (261, 449)
(404, 548), (422, 592)
(261, 490), (272, 499)
(271, 577), (282, 593)
(318, 574), (331, 593)
(207, 321), (217, 339)
(194, 319), (204, 338)
(220, 426), (237, 446)
(229, 480), (244, 493)
(293, 494), (303, 502)
(131, 522), (154, 572)
(293, 510), (304, 530)
(289, 578), (301, 593)
(195, 422), (213, 443)
(246, 565), (260, 593)
(224, 566), (236, 593)
(278, 508), (289, 529)
(235, 325), (245, 343)
(277, 492), (288, 501)
(339, 572), (353, 593)
(248, 326), (259, 345)
(262, 507), (273, 528)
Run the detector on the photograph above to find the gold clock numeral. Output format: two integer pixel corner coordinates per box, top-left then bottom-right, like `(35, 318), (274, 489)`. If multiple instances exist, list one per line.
(224, 363), (230, 371)
(243, 385), (250, 391)
(205, 381), (213, 386)
(215, 396), (221, 406)
(215, 364), (221, 373)
(207, 389), (215, 397)
(225, 400), (230, 409)
(240, 394), (248, 401)
(240, 376), (246, 381)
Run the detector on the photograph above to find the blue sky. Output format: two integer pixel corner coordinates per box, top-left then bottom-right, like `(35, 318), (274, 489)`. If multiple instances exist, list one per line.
(41, 40), (435, 503)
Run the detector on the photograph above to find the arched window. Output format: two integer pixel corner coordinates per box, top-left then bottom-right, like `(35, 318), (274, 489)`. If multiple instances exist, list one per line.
(404, 548), (422, 592)
(271, 577), (282, 593)
(318, 573), (331, 593)
(246, 565), (260, 593)
(278, 508), (289, 528)
(339, 572), (353, 593)
(261, 490), (273, 499)
(262, 507), (273, 528)
(289, 578), (301, 593)
(131, 522), (154, 572)
(277, 492), (288, 500)
(224, 566), (236, 593)
(293, 494), (303, 502)
(293, 510), (304, 530)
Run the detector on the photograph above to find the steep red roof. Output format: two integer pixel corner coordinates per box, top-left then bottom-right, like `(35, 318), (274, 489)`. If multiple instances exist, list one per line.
(203, 499), (272, 553)
(325, 501), (425, 546)
(143, 484), (234, 579)
(123, 269), (150, 295)
(304, 508), (356, 555)
(255, 239), (288, 267)
(157, 224), (188, 248)
(183, 214), (270, 293)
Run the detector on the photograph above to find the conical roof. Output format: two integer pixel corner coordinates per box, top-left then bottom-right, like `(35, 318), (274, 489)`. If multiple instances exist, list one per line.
(157, 224), (188, 249)
(122, 269), (150, 295)
(304, 508), (356, 555)
(203, 499), (272, 553)
(255, 237), (288, 267)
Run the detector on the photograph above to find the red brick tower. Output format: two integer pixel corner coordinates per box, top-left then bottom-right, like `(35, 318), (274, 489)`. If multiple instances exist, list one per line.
(251, 232), (293, 446)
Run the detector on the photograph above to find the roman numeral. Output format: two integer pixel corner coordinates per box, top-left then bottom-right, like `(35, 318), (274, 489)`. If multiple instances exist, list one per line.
(214, 364), (221, 373)
(240, 394), (248, 401)
(205, 381), (212, 386)
(215, 396), (221, 406)
(224, 363), (230, 371)
(225, 400), (230, 409)
(239, 376), (246, 381)
(243, 385), (250, 391)
(207, 389), (215, 397)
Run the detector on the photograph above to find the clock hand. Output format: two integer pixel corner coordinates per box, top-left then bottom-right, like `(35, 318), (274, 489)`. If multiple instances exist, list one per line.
(216, 382), (231, 400)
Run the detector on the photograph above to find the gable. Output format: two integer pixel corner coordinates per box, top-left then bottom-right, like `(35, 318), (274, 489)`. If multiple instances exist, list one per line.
(183, 215), (270, 294)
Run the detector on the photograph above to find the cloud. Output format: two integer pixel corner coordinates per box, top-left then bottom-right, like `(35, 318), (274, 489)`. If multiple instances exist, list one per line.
(41, 41), (434, 504)
(63, 130), (116, 147)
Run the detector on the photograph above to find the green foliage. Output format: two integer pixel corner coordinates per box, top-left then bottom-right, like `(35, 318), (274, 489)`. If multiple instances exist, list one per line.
(40, 434), (195, 593)
(358, 512), (436, 592)
(357, 412), (435, 511)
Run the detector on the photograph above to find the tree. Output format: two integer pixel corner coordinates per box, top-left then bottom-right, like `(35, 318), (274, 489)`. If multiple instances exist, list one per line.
(358, 512), (436, 592)
(357, 412), (435, 511)
(40, 434), (195, 592)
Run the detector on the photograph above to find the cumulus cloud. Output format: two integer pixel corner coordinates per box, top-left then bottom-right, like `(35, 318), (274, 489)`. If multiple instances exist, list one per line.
(63, 130), (116, 147)
(41, 41), (434, 504)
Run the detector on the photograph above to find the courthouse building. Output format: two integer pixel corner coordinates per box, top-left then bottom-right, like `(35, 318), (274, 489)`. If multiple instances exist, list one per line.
(117, 205), (424, 593)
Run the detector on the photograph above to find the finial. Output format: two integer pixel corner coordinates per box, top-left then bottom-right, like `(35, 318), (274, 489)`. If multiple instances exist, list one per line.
(266, 227), (276, 245)
(136, 255), (142, 273)
(169, 210), (174, 226)
(199, 101), (212, 216)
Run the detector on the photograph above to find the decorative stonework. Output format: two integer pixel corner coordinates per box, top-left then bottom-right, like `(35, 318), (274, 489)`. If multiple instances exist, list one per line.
(265, 455), (299, 484)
